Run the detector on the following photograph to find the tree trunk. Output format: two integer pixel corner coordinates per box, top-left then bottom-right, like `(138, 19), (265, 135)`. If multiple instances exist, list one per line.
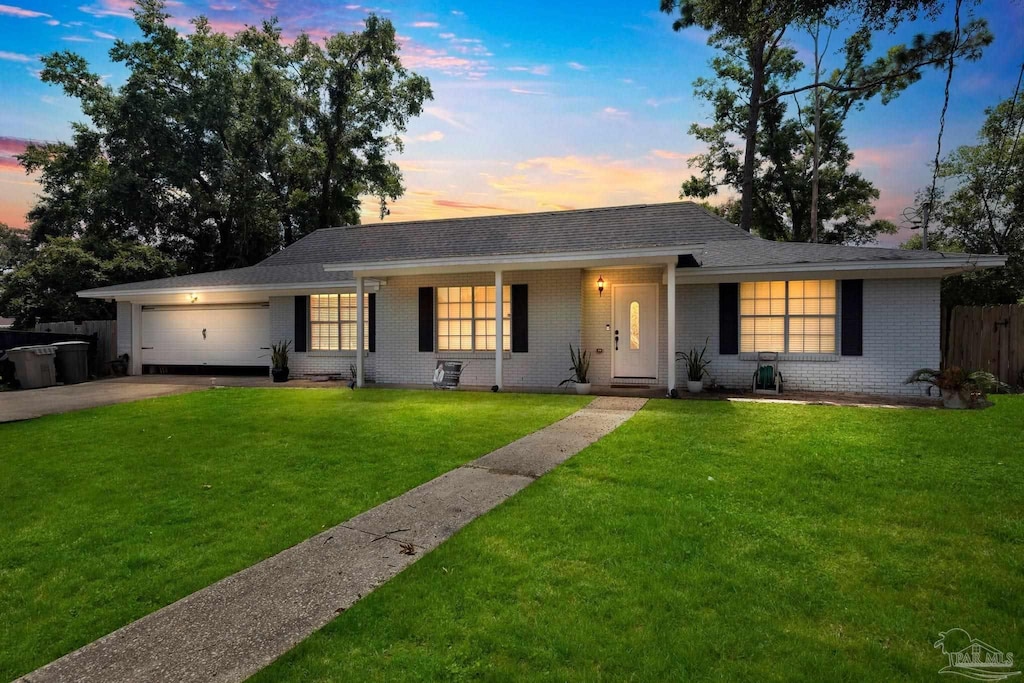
(317, 137), (338, 231)
(740, 41), (766, 233)
(810, 24), (822, 243)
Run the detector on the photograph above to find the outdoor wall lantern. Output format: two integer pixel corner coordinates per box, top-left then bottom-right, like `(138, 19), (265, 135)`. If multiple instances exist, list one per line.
(597, 276), (605, 297)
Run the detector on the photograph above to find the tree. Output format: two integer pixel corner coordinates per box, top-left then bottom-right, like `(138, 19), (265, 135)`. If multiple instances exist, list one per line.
(680, 29), (900, 243)
(661, 0), (992, 234)
(0, 224), (30, 273)
(290, 17), (432, 232)
(22, 0), (431, 272)
(6, 0), (431, 324)
(0, 238), (176, 327)
(907, 85), (1024, 306)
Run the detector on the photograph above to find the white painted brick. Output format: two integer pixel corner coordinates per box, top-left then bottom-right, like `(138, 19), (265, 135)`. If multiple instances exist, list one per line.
(676, 278), (941, 396)
(269, 295), (377, 380)
(148, 273), (942, 397)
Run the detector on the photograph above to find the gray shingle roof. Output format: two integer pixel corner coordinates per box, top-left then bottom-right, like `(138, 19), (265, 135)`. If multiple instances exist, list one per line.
(81, 201), (976, 296)
(262, 201), (752, 266)
(697, 236), (954, 269)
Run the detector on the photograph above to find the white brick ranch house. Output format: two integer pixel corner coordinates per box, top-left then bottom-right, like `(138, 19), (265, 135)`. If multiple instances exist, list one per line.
(78, 202), (1005, 397)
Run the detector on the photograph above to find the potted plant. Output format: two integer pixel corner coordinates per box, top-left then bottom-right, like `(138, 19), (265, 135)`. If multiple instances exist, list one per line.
(677, 337), (711, 394)
(270, 341), (291, 383)
(905, 366), (1004, 409)
(559, 345), (592, 395)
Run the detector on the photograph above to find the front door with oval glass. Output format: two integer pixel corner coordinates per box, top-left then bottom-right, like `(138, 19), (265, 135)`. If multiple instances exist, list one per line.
(612, 283), (658, 379)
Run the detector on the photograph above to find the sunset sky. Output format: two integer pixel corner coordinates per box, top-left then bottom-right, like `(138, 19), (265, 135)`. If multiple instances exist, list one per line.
(1, 0), (1022, 246)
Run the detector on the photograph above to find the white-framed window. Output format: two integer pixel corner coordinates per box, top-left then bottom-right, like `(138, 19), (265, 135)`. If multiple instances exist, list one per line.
(310, 293), (369, 351)
(740, 280), (836, 353)
(437, 285), (511, 352)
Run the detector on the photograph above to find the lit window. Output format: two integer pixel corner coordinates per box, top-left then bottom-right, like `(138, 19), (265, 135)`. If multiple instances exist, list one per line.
(437, 285), (511, 352)
(787, 280), (836, 353)
(739, 280), (836, 353)
(310, 293), (368, 351)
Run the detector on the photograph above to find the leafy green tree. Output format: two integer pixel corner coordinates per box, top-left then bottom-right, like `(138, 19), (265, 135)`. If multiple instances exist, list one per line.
(906, 89), (1024, 305)
(681, 30), (901, 243)
(661, 0), (991, 234)
(22, 0), (431, 271)
(0, 238), (176, 327)
(0, 224), (30, 273)
(291, 16), (432, 232)
(7, 0), (431, 324)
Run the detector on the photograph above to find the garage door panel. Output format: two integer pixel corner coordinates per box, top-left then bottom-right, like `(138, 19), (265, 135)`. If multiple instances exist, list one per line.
(141, 306), (270, 366)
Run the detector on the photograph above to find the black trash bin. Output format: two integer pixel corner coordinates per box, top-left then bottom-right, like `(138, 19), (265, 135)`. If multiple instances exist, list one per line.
(52, 341), (90, 384)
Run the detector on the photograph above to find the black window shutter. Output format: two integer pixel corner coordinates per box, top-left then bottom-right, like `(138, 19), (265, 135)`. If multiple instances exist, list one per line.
(841, 279), (864, 356)
(719, 283), (739, 355)
(293, 295), (308, 352)
(368, 293), (376, 353)
(418, 287), (434, 352)
(511, 284), (528, 353)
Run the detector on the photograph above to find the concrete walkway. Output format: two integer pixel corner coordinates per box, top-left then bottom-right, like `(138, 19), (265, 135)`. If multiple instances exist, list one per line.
(19, 396), (647, 683)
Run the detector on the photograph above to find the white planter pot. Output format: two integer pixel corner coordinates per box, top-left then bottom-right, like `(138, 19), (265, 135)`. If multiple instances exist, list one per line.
(687, 380), (703, 394)
(941, 388), (967, 409)
(574, 382), (592, 395)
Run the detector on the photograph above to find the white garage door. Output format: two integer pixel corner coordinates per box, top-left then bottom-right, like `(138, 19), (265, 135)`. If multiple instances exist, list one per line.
(141, 304), (270, 367)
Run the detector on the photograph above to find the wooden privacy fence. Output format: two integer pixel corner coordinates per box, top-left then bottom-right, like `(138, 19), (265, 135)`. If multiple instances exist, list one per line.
(34, 320), (118, 374)
(942, 305), (1024, 388)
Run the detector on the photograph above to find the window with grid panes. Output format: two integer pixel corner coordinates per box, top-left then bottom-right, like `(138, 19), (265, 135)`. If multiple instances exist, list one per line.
(436, 285), (511, 351)
(739, 280), (836, 353)
(309, 293), (368, 351)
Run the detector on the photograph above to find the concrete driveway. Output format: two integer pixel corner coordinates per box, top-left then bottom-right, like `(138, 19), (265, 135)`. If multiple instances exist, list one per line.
(0, 379), (201, 423)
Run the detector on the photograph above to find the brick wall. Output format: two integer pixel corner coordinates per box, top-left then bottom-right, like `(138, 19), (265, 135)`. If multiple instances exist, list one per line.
(130, 274), (939, 396)
(269, 295), (377, 380)
(373, 269), (582, 388)
(676, 278), (941, 396)
(581, 267), (668, 387)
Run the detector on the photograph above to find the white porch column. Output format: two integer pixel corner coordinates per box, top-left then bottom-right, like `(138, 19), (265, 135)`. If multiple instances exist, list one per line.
(355, 275), (365, 388)
(494, 269), (503, 390)
(666, 261), (677, 395)
(130, 302), (142, 376)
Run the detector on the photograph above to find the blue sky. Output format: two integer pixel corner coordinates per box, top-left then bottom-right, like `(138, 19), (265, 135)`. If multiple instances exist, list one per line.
(1, 0), (1022, 245)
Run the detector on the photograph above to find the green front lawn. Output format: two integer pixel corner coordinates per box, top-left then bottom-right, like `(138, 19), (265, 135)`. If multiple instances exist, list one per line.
(0, 388), (589, 680)
(256, 396), (1024, 682)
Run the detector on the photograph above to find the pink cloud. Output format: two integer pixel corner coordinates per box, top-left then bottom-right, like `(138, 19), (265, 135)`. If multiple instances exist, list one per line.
(398, 36), (491, 79)
(78, 0), (134, 18)
(600, 106), (629, 119)
(509, 88), (547, 96)
(410, 21), (439, 28)
(650, 149), (690, 160)
(433, 199), (521, 212)
(0, 4), (49, 18)
(414, 130), (445, 142)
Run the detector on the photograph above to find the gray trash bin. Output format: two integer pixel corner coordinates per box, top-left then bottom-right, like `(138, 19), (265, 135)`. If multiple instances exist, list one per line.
(53, 341), (91, 384)
(5, 345), (58, 389)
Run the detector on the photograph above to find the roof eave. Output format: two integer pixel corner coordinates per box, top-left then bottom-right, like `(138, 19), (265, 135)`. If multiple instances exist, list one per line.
(324, 245), (706, 276)
(77, 279), (360, 300)
(675, 254), (1007, 283)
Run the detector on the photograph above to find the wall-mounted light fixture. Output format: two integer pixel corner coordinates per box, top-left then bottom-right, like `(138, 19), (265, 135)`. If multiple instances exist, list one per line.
(188, 293), (199, 304)
(597, 276), (605, 297)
